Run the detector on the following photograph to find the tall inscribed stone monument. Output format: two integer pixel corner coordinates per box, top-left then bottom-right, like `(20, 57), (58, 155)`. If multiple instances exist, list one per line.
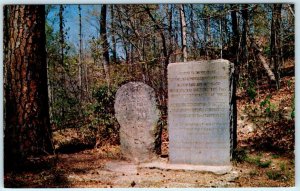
(168, 59), (234, 166)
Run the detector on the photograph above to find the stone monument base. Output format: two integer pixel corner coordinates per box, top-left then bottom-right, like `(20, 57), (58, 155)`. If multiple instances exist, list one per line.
(139, 158), (232, 175)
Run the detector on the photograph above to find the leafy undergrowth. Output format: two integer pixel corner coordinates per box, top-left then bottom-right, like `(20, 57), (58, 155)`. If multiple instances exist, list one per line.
(233, 75), (295, 187)
(233, 151), (294, 187)
(237, 75), (295, 154)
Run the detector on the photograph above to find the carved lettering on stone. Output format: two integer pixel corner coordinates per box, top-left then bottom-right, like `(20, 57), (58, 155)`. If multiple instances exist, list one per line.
(168, 59), (233, 166)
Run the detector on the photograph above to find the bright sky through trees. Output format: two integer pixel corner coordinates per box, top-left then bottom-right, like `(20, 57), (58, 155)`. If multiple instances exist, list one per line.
(47, 5), (99, 51)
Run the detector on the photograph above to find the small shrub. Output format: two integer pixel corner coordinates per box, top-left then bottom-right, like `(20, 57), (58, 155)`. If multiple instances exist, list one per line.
(272, 154), (279, 159)
(233, 148), (247, 163)
(245, 156), (271, 168)
(291, 95), (295, 119)
(247, 87), (257, 101)
(92, 85), (119, 146)
(279, 162), (286, 171)
(287, 80), (292, 88)
(246, 80), (257, 101)
(258, 160), (271, 168)
(245, 156), (261, 165)
(249, 170), (258, 177)
(260, 95), (276, 116)
(266, 170), (282, 180)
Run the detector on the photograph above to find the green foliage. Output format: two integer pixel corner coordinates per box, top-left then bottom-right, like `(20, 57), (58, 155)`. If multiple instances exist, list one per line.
(245, 155), (271, 168)
(287, 80), (292, 88)
(265, 162), (292, 182)
(233, 149), (272, 169)
(260, 95), (276, 116)
(291, 95), (295, 119)
(92, 85), (119, 144)
(246, 80), (257, 101)
(279, 162), (286, 171)
(232, 148), (247, 163)
(266, 170), (283, 180)
(258, 160), (272, 168)
(245, 156), (261, 165)
(264, 45), (271, 56)
(249, 170), (258, 177)
(272, 154), (279, 159)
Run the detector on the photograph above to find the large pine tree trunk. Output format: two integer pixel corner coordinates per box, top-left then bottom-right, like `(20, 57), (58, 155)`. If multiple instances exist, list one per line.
(4, 5), (53, 168)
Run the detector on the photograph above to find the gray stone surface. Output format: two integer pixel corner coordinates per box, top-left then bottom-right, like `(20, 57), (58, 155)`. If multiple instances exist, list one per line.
(105, 161), (138, 175)
(168, 59), (233, 166)
(115, 82), (160, 163)
(140, 159), (232, 175)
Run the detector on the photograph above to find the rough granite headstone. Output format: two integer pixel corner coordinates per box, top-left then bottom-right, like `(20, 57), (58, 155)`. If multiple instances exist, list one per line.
(114, 82), (160, 163)
(168, 59), (234, 166)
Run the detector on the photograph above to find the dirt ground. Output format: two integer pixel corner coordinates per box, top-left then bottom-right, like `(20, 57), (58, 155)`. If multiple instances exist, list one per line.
(4, 144), (294, 188)
(4, 76), (295, 188)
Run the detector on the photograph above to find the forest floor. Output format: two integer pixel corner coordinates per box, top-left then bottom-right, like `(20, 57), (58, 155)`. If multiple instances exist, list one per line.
(4, 75), (295, 188)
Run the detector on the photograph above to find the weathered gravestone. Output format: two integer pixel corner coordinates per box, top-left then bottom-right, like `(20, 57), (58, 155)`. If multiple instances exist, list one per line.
(114, 82), (160, 163)
(168, 59), (234, 166)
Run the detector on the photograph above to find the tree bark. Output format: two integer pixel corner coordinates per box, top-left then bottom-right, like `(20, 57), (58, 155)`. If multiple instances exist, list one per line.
(78, 5), (82, 98)
(203, 5), (211, 60)
(190, 4), (198, 60)
(4, 5), (53, 169)
(59, 5), (65, 68)
(179, 4), (187, 62)
(59, 5), (66, 120)
(100, 4), (111, 87)
(110, 5), (117, 63)
(270, 4), (283, 89)
(230, 4), (240, 153)
(241, 4), (249, 74)
(251, 38), (276, 82)
(230, 4), (240, 64)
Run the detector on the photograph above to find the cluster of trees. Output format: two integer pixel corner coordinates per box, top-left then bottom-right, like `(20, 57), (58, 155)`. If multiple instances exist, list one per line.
(4, 4), (294, 169)
(45, 4), (294, 127)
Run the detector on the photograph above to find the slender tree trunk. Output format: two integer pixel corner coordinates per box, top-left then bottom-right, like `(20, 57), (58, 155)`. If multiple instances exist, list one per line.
(59, 5), (65, 68)
(251, 39), (276, 82)
(179, 4), (187, 62)
(110, 5), (117, 63)
(100, 5), (110, 87)
(219, 18), (223, 59)
(4, 5), (9, 132)
(203, 5), (210, 60)
(84, 56), (89, 98)
(231, 4), (240, 64)
(241, 4), (249, 80)
(222, 4), (229, 47)
(190, 4), (198, 60)
(230, 4), (240, 152)
(59, 5), (66, 120)
(5, 5), (53, 169)
(270, 4), (283, 89)
(287, 4), (295, 17)
(78, 5), (82, 99)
